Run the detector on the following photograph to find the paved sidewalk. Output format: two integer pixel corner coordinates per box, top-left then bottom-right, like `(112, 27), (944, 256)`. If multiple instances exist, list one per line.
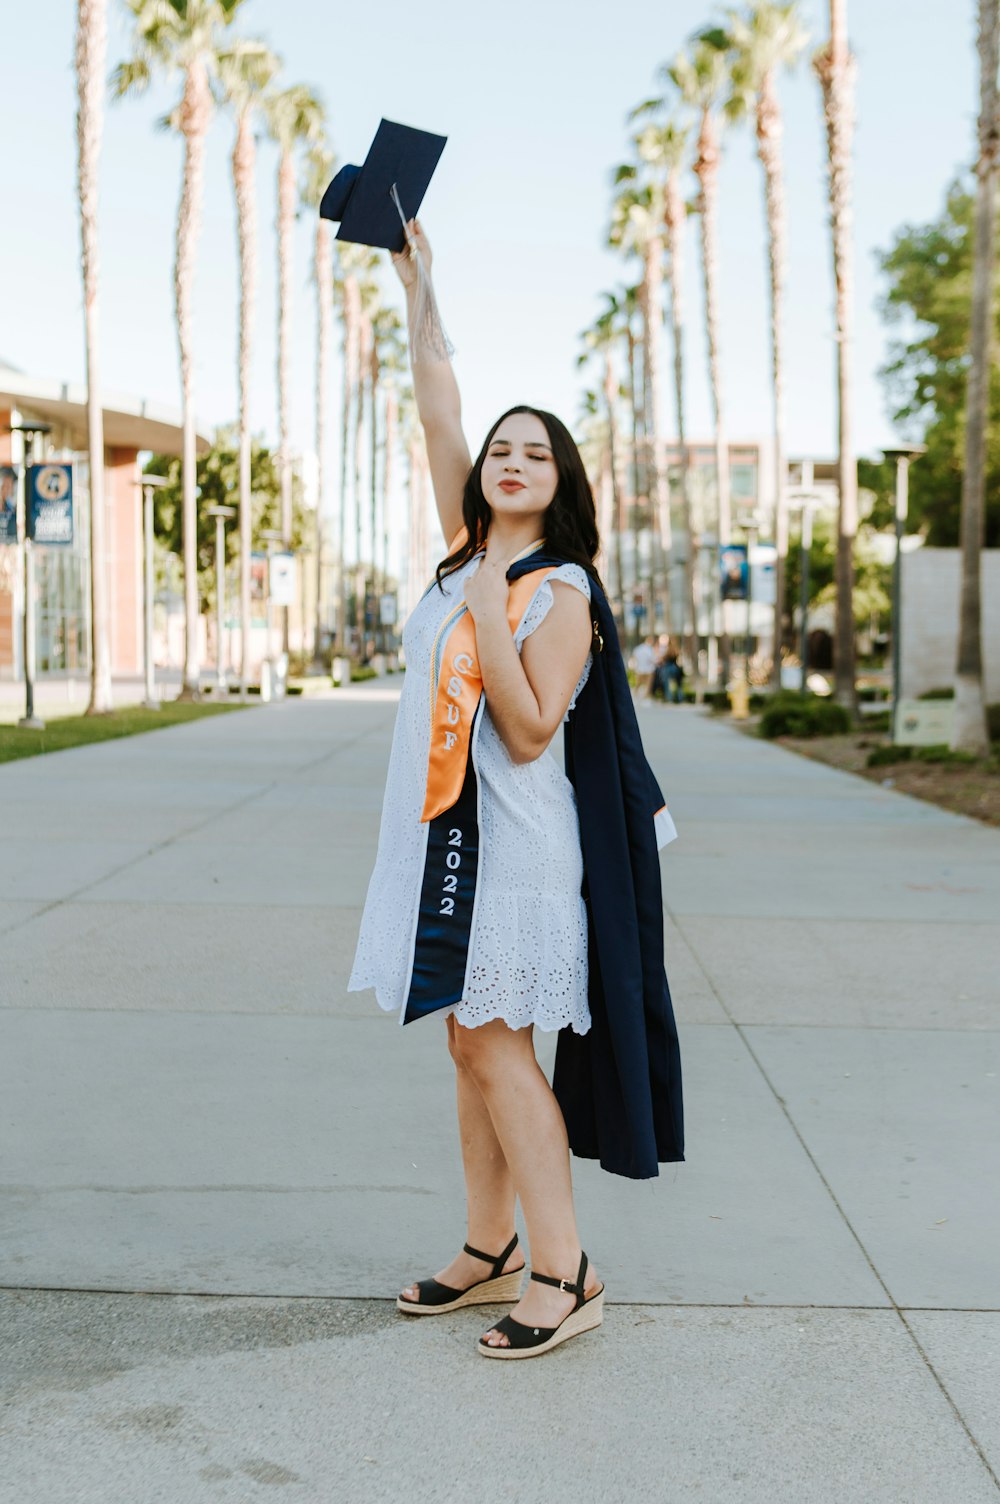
(1, 690), (998, 1502)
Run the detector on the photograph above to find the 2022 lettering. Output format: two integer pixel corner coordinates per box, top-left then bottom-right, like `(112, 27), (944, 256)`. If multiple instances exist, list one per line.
(439, 828), (462, 915)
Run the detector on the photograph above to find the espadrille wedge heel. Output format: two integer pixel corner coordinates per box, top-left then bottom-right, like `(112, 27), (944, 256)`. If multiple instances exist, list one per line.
(396, 1233), (524, 1315)
(477, 1250), (604, 1359)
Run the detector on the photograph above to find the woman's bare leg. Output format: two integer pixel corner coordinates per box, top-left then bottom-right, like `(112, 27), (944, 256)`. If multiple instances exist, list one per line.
(400, 1015), (520, 1300)
(449, 1018), (600, 1346)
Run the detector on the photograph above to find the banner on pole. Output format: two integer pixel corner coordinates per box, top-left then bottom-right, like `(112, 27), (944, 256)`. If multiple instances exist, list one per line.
(269, 551), (295, 605)
(720, 544), (748, 601)
(0, 466), (18, 542)
(28, 464), (74, 545)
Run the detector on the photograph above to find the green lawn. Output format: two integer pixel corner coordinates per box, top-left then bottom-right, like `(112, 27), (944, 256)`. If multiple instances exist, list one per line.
(0, 700), (252, 764)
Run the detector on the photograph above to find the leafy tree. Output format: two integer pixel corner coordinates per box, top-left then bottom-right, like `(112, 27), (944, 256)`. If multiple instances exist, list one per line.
(145, 429), (308, 610)
(877, 177), (1000, 547)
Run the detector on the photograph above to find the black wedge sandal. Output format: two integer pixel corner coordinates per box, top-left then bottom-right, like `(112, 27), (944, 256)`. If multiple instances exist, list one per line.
(476, 1251), (604, 1359)
(396, 1233), (524, 1315)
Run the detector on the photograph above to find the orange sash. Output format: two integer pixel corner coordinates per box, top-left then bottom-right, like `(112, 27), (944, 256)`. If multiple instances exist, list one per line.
(421, 536), (556, 824)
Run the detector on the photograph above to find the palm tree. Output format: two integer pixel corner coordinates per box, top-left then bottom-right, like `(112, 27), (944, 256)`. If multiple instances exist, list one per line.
(114, 0), (245, 698)
(216, 39), (281, 699)
(635, 114), (698, 674)
(952, 0), (998, 754)
(579, 294), (629, 638)
(332, 246), (376, 660)
(670, 37), (733, 683)
(76, 0), (111, 715)
(718, 1), (808, 689)
(609, 171), (672, 637)
(370, 308), (406, 653)
(265, 82), (325, 652)
(354, 305), (373, 648)
(814, 1), (858, 709)
(301, 140), (336, 665)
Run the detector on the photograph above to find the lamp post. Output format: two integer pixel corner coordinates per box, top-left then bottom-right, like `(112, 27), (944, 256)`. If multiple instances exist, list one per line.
(206, 504), (236, 694)
(260, 527), (283, 701)
(7, 421), (52, 729)
(139, 474), (170, 710)
(882, 444), (926, 741)
(788, 490), (822, 691)
(744, 517), (759, 687)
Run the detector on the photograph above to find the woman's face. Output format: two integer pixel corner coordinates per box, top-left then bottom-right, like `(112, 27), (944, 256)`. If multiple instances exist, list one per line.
(480, 412), (558, 525)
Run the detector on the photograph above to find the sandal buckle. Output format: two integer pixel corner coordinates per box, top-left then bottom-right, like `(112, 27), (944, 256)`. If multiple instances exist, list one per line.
(559, 1279), (572, 1293)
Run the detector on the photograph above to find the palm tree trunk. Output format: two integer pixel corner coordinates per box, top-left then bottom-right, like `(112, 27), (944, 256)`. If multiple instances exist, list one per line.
(338, 272), (360, 659)
(641, 239), (673, 640)
(694, 104), (731, 685)
(383, 384), (397, 652)
(665, 162), (698, 676)
(369, 346), (380, 652)
(176, 60), (211, 699)
(354, 313), (372, 648)
(604, 350), (626, 644)
(76, 0), (112, 714)
(816, 0), (859, 709)
(953, 0), (998, 754)
(756, 71), (789, 690)
(626, 325), (643, 647)
(233, 110), (255, 700)
(276, 147), (295, 654)
(313, 218), (332, 666)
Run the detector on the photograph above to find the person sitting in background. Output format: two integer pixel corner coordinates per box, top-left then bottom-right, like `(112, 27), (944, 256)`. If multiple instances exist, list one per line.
(664, 643), (684, 704)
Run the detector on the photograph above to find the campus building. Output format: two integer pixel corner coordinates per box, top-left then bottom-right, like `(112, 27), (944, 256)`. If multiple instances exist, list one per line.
(0, 357), (207, 688)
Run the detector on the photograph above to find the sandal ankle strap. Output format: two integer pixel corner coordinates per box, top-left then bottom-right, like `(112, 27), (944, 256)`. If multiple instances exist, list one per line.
(462, 1232), (519, 1280)
(529, 1251), (589, 1305)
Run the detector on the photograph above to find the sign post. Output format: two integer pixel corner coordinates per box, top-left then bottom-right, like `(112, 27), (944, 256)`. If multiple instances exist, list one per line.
(6, 423), (54, 729)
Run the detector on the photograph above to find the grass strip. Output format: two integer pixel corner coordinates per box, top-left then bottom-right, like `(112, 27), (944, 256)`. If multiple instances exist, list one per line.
(0, 700), (251, 765)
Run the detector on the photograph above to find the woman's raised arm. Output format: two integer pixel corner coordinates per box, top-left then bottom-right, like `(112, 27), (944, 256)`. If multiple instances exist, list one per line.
(390, 219), (471, 549)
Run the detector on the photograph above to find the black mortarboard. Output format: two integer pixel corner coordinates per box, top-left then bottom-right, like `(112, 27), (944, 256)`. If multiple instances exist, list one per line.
(319, 118), (447, 253)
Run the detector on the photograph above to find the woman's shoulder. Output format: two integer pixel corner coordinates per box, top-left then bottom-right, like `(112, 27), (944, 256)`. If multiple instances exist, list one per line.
(546, 561), (591, 598)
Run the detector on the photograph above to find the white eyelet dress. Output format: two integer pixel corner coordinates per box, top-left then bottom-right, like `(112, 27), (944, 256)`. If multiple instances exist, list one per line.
(347, 550), (594, 1035)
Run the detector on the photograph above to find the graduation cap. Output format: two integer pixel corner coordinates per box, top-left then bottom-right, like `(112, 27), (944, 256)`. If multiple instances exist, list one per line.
(320, 118), (447, 253)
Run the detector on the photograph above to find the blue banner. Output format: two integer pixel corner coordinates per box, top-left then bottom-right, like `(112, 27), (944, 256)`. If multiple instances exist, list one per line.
(28, 463), (73, 545)
(0, 465), (17, 543)
(720, 544), (748, 601)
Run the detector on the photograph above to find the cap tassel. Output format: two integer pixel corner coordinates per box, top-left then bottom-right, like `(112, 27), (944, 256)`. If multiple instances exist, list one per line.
(389, 183), (455, 364)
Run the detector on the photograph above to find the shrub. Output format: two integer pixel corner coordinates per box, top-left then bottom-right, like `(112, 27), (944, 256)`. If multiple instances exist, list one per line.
(350, 665), (378, 683)
(759, 693), (852, 739)
(867, 744), (913, 768)
(913, 744), (976, 765)
(988, 704), (1000, 742)
(918, 687), (955, 700)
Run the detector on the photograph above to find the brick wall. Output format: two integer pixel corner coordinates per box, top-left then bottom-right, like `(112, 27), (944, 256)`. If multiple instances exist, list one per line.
(901, 547), (1000, 702)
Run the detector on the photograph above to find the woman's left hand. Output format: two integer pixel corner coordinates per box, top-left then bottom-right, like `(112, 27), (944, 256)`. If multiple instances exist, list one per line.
(462, 556), (510, 627)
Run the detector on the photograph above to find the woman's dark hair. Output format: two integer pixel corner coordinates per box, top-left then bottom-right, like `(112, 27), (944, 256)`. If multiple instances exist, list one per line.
(433, 406), (605, 595)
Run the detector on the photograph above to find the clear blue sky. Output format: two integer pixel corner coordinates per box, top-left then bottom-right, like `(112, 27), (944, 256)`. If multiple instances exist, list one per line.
(1, 0), (974, 495)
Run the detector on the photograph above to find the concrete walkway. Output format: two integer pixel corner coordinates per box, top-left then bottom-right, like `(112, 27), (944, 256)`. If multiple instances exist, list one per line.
(1, 689), (998, 1503)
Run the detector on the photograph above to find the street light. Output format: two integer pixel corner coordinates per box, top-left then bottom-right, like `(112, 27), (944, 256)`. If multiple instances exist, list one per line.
(259, 527), (284, 702)
(788, 489), (823, 691)
(206, 504), (236, 694)
(139, 474), (170, 710)
(729, 507), (764, 718)
(882, 444), (926, 741)
(7, 421), (53, 729)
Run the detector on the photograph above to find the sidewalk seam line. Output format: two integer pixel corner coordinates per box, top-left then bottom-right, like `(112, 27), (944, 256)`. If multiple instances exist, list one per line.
(667, 892), (1000, 1491)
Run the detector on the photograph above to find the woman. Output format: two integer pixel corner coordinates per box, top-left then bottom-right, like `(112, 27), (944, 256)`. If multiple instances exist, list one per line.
(347, 220), (683, 1359)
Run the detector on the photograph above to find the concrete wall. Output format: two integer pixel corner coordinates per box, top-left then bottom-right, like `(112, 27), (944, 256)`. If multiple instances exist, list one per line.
(901, 547), (1000, 702)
